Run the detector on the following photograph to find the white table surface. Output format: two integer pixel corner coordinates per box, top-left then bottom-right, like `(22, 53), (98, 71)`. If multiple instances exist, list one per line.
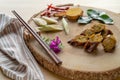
(0, 0), (120, 21)
(0, 0), (120, 80)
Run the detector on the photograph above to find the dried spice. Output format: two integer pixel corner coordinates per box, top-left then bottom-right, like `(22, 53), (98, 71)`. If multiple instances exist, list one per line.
(68, 23), (116, 53)
(40, 4), (69, 17)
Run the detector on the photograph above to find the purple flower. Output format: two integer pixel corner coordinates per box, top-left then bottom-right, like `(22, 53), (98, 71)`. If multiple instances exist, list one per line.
(49, 36), (62, 53)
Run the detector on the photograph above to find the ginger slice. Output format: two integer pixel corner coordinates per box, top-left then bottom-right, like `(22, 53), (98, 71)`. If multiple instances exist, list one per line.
(102, 35), (116, 52)
(89, 33), (103, 42)
(54, 11), (66, 17)
(80, 29), (95, 36)
(84, 42), (99, 53)
(101, 29), (113, 38)
(68, 35), (88, 46)
(66, 7), (83, 21)
(84, 33), (103, 53)
(92, 23), (105, 33)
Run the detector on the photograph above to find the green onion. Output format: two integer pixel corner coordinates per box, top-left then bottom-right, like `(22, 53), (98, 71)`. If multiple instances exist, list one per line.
(62, 18), (69, 35)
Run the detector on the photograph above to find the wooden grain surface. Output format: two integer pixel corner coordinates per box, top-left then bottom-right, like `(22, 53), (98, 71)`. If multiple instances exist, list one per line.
(0, 0), (120, 80)
(26, 6), (120, 80)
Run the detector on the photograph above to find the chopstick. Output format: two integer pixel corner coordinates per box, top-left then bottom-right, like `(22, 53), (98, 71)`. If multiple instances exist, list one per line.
(12, 10), (62, 65)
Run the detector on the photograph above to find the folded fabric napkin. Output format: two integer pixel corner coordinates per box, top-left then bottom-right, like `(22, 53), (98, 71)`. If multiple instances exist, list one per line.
(0, 13), (44, 80)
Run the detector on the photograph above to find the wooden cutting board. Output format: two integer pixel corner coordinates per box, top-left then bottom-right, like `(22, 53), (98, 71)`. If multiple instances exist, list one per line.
(25, 5), (120, 80)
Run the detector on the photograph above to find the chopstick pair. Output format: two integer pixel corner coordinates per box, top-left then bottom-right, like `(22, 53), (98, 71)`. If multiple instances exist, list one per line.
(12, 10), (62, 65)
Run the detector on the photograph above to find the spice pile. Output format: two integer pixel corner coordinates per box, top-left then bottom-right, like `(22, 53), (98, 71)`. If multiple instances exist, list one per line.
(68, 23), (116, 53)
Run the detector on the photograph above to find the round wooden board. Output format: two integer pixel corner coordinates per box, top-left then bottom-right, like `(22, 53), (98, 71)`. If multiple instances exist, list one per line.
(25, 5), (120, 80)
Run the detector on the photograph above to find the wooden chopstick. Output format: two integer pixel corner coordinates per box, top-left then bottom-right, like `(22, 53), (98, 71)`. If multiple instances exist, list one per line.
(11, 10), (62, 65)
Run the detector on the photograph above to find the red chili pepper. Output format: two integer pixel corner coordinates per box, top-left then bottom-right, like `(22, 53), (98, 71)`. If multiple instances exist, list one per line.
(46, 10), (51, 17)
(41, 4), (69, 17)
(40, 10), (47, 16)
(50, 6), (69, 10)
(51, 9), (65, 12)
(47, 4), (53, 10)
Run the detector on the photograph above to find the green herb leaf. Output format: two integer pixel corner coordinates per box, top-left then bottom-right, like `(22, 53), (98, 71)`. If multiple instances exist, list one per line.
(87, 9), (99, 19)
(87, 9), (114, 24)
(38, 25), (63, 32)
(62, 18), (69, 35)
(42, 16), (58, 24)
(42, 36), (51, 44)
(58, 43), (64, 49)
(32, 18), (47, 26)
(98, 14), (114, 24)
(77, 16), (92, 24)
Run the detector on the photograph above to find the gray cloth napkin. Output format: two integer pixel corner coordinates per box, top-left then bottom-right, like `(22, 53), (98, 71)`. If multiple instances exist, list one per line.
(0, 13), (44, 80)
